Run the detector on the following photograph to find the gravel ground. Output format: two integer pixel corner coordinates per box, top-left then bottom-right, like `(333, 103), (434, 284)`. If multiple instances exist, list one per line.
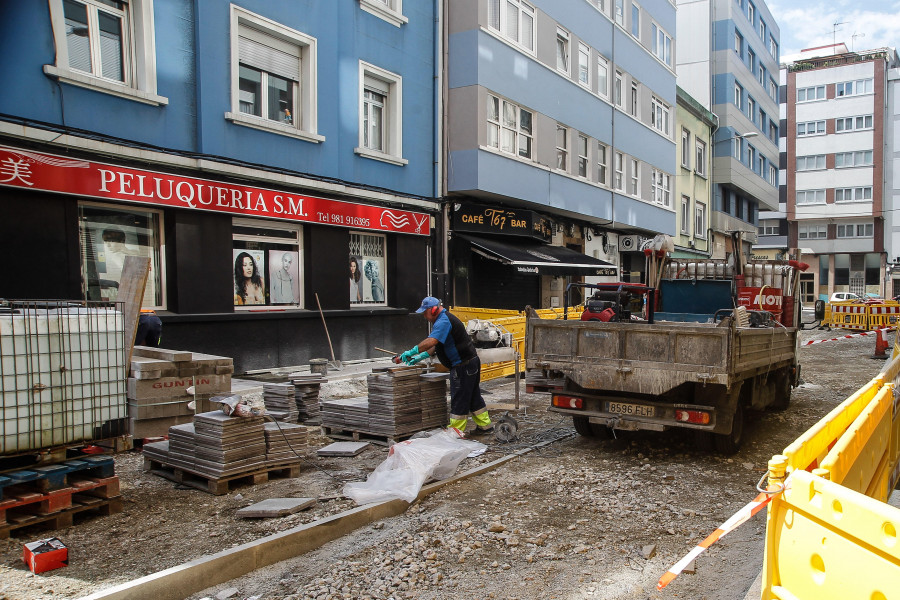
(0, 322), (888, 600)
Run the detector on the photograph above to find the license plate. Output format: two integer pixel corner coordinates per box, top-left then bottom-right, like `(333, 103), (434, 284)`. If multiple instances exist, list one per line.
(607, 402), (655, 417)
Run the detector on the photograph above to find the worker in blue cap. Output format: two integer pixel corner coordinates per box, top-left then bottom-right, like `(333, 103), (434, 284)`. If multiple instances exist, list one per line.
(395, 296), (493, 436)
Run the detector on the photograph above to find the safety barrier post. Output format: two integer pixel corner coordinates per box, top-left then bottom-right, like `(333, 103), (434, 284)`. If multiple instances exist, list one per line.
(872, 328), (889, 359)
(761, 455), (788, 600)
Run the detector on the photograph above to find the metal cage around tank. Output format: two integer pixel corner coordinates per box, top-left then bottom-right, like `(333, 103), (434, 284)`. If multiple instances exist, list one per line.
(0, 300), (128, 456)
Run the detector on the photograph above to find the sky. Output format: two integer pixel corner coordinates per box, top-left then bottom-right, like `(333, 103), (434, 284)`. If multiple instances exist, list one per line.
(766, 0), (900, 59)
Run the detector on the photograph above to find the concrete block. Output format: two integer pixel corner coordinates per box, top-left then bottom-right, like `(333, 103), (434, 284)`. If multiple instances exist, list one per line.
(129, 415), (194, 439)
(128, 375), (232, 400)
(127, 400), (194, 420)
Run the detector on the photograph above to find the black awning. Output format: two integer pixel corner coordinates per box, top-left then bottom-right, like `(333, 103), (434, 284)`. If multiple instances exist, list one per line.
(458, 234), (618, 277)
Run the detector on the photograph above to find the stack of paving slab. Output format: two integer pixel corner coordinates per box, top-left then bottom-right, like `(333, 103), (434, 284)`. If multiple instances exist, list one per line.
(263, 383), (299, 423)
(263, 421), (308, 463)
(128, 347), (233, 438)
(320, 367), (448, 439)
(290, 374), (326, 425)
(190, 411), (267, 478)
(166, 423), (197, 470)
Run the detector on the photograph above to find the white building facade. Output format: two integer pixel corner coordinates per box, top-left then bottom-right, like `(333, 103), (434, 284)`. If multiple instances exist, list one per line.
(783, 46), (898, 301)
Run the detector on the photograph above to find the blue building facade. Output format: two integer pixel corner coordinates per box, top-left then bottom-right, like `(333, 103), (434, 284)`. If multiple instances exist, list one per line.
(444, 0), (677, 308)
(677, 0), (780, 259)
(0, 0), (440, 370)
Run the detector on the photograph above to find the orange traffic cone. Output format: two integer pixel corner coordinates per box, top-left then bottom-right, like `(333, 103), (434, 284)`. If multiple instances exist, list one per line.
(871, 328), (889, 360)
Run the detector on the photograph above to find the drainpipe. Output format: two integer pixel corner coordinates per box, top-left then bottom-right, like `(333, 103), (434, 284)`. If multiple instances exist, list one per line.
(432, 0), (446, 297)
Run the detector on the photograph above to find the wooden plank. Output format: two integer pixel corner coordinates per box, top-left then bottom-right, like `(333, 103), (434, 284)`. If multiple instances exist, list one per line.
(118, 256), (151, 368)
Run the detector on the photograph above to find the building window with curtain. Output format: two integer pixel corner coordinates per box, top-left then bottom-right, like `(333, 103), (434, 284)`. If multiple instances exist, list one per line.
(487, 94), (533, 160)
(226, 6), (321, 142)
(556, 125), (568, 171)
(356, 62), (405, 165)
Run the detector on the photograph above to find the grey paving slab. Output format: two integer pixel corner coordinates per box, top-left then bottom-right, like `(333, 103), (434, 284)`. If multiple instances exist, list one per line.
(236, 497), (316, 518)
(316, 441), (371, 457)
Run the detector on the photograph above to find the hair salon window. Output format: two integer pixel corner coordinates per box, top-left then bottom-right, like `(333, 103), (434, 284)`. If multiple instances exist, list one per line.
(349, 232), (387, 306)
(78, 203), (164, 309)
(232, 218), (303, 309)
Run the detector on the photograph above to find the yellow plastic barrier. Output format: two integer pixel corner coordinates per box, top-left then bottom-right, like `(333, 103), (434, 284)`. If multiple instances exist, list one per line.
(780, 376), (882, 473)
(761, 348), (900, 598)
(762, 470), (900, 600)
(819, 385), (893, 498)
(449, 305), (582, 381)
(869, 304), (900, 329)
(826, 300), (900, 331)
(827, 302), (869, 330)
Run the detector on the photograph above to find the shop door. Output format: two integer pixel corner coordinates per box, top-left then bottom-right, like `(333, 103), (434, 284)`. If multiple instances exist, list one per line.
(470, 253), (539, 310)
(800, 274), (815, 304)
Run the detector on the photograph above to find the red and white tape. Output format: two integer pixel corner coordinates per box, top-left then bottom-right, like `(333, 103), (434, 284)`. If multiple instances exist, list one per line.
(658, 476), (792, 590)
(801, 327), (891, 347)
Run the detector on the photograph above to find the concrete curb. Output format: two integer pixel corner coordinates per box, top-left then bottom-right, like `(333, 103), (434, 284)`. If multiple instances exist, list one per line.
(78, 433), (571, 600)
(742, 570), (762, 600)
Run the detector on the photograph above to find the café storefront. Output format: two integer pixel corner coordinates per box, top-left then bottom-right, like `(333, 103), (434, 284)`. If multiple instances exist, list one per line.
(0, 144), (437, 371)
(449, 202), (617, 310)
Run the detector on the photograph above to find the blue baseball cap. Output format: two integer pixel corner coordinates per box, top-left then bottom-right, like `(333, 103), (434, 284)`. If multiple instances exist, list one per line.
(415, 296), (441, 313)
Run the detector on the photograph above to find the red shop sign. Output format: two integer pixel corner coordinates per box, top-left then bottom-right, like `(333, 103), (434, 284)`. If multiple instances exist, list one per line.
(0, 145), (431, 236)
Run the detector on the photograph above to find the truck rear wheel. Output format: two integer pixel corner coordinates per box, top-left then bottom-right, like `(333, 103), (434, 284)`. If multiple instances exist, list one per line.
(573, 416), (594, 437)
(714, 403), (744, 454)
(770, 373), (791, 411)
(573, 416), (612, 438)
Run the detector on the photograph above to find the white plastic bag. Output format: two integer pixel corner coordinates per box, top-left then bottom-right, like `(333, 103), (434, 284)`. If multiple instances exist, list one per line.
(343, 429), (486, 504)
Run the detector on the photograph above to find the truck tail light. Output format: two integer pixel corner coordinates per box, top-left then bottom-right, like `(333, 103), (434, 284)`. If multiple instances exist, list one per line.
(675, 409), (710, 425)
(552, 395), (583, 409)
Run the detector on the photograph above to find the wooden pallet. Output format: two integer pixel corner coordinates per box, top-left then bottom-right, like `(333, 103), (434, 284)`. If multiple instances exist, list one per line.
(0, 495), (122, 539)
(144, 458), (302, 495)
(0, 476), (120, 525)
(320, 426), (420, 447)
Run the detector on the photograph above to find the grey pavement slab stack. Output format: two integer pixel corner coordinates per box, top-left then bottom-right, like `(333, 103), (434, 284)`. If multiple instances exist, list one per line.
(263, 421), (307, 463)
(320, 397), (368, 430)
(263, 382), (300, 423)
(320, 366), (448, 438)
(166, 423), (197, 470)
(290, 374), (326, 425)
(127, 347), (234, 438)
(190, 411), (267, 478)
(142, 439), (170, 463)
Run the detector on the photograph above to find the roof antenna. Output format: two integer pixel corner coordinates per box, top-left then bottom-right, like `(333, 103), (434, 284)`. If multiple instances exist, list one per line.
(832, 21), (847, 50)
(851, 31), (865, 52)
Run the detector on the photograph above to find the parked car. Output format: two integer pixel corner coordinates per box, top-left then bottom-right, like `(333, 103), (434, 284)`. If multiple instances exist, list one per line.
(829, 292), (862, 303)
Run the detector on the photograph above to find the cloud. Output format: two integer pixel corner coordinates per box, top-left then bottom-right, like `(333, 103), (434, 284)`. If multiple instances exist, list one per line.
(767, 0), (900, 57)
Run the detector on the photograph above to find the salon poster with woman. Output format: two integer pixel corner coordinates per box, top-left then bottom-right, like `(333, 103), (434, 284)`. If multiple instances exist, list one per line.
(349, 255), (363, 304)
(362, 256), (385, 303)
(233, 249), (266, 306)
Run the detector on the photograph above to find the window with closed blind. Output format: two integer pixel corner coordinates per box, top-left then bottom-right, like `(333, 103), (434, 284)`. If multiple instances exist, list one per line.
(487, 0), (535, 53)
(46, 0), (166, 105)
(226, 6), (321, 142)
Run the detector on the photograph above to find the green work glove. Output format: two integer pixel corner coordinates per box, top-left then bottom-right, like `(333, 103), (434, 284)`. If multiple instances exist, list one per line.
(399, 346), (419, 363)
(407, 351), (431, 366)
